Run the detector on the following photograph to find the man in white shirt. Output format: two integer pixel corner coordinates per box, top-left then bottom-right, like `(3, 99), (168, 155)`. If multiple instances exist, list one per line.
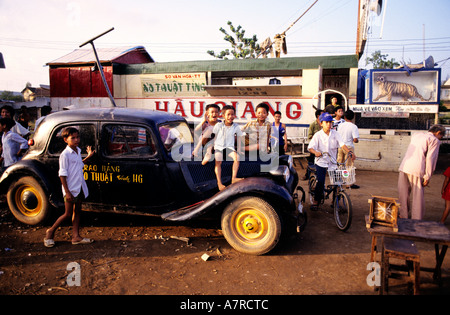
(0, 118), (28, 169)
(337, 110), (359, 189)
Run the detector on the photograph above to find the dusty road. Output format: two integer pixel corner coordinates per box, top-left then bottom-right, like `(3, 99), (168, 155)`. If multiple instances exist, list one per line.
(0, 158), (449, 298)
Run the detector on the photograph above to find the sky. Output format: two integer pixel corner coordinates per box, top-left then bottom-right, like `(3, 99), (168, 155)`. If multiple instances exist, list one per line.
(1, 0), (450, 92)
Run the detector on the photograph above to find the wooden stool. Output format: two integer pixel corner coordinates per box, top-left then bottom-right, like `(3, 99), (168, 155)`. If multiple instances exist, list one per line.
(380, 237), (420, 295)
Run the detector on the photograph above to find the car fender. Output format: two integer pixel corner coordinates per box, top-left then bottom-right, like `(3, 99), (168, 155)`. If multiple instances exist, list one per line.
(0, 160), (63, 208)
(161, 177), (294, 221)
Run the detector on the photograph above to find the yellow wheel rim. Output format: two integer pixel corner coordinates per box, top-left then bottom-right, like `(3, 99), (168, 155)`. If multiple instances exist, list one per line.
(14, 185), (43, 217)
(231, 208), (269, 243)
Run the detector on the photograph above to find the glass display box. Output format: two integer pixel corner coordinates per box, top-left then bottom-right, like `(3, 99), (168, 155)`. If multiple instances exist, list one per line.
(364, 69), (440, 105)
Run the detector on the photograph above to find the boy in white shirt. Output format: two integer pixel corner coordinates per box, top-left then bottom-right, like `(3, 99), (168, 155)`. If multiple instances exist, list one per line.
(332, 106), (345, 130)
(44, 127), (95, 247)
(192, 103), (221, 165)
(211, 105), (243, 191)
(308, 113), (356, 207)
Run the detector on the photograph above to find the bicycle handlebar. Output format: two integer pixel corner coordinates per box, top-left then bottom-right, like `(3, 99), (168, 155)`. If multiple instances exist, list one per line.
(317, 151), (353, 166)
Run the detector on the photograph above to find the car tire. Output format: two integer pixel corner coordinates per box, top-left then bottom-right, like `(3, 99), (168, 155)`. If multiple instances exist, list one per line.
(221, 196), (281, 255)
(7, 176), (52, 225)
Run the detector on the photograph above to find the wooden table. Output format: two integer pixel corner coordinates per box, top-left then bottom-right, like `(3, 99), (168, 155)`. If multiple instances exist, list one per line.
(366, 216), (450, 284)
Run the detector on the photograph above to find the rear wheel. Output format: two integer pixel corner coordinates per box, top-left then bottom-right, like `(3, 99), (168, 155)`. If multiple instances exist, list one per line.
(334, 191), (352, 231)
(7, 176), (52, 225)
(221, 196), (281, 255)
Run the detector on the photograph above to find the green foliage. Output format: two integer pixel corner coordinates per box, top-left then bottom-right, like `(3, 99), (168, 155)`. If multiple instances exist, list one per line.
(0, 90), (23, 102)
(207, 21), (261, 60)
(366, 50), (400, 69)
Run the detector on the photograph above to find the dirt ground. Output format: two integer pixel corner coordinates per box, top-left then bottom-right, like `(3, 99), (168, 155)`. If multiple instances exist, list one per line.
(0, 155), (449, 297)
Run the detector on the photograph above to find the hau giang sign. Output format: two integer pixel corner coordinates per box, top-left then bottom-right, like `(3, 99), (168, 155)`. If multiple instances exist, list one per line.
(152, 99), (305, 124)
(114, 73), (310, 125)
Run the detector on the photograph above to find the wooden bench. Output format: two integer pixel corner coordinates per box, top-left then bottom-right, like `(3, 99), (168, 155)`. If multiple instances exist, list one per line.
(381, 237), (420, 295)
(287, 138), (309, 167)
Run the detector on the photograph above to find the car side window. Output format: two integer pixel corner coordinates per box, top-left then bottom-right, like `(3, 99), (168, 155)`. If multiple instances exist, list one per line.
(48, 124), (96, 155)
(102, 124), (157, 158)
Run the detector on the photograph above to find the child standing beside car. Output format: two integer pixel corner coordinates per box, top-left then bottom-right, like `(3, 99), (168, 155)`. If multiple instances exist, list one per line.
(44, 127), (95, 247)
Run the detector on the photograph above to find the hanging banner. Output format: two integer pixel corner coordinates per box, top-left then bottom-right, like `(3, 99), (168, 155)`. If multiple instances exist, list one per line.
(350, 104), (438, 114)
(141, 73), (208, 97)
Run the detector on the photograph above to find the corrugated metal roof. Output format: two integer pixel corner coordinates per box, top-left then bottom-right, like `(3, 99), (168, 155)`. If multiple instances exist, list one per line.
(47, 46), (153, 66)
(114, 54), (359, 75)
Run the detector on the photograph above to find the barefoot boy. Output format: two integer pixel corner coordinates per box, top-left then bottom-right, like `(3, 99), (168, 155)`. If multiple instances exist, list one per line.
(192, 103), (221, 165)
(211, 105), (243, 191)
(242, 102), (271, 154)
(44, 127), (95, 247)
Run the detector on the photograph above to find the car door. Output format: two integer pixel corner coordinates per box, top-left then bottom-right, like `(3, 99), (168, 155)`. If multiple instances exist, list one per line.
(46, 122), (101, 204)
(95, 122), (173, 212)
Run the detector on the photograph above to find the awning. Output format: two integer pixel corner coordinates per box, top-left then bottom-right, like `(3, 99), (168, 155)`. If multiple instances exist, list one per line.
(203, 84), (302, 97)
(114, 54), (359, 75)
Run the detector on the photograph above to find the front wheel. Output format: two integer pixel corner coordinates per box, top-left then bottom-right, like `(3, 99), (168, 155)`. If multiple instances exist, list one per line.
(334, 191), (352, 231)
(221, 196), (281, 255)
(7, 176), (52, 225)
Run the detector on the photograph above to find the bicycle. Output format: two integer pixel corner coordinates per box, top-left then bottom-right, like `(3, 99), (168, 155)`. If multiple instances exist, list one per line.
(307, 152), (354, 231)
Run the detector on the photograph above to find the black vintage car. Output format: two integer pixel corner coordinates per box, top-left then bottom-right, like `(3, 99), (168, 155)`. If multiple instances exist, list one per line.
(0, 108), (304, 255)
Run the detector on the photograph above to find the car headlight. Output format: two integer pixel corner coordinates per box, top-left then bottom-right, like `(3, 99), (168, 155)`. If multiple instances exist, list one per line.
(270, 165), (290, 183)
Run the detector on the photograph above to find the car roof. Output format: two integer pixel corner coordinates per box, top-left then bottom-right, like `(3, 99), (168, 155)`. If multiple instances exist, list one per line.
(43, 107), (185, 126)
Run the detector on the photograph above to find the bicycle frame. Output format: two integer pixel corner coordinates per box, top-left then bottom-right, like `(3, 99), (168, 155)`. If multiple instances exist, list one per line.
(309, 151), (353, 199)
(307, 151), (354, 231)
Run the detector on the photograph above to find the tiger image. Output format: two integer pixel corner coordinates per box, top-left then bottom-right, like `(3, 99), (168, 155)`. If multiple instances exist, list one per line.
(373, 75), (432, 102)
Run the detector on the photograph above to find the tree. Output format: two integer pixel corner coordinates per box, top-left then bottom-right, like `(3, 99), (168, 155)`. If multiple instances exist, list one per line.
(366, 50), (400, 69)
(207, 21), (261, 60)
(0, 90), (23, 102)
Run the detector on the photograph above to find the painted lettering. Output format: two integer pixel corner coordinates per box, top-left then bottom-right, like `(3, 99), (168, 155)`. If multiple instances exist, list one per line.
(84, 164), (97, 172)
(90, 172), (113, 183)
(174, 100), (187, 117)
(241, 101), (256, 119)
(190, 101), (204, 118)
(133, 174), (143, 183)
(264, 101), (280, 116)
(102, 164), (120, 173)
(286, 101), (302, 120)
(151, 98), (314, 125)
(155, 101), (169, 112)
(117, 175), (130, 183)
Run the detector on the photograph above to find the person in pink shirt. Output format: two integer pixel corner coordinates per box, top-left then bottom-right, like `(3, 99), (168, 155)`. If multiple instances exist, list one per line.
(398, 125), (446, 220)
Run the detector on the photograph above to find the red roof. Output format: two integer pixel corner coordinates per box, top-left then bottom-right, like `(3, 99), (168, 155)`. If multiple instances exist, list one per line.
(47, 46), (154, 66)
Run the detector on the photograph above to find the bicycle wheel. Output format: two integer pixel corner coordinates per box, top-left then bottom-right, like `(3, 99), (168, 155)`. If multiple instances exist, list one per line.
(308, 175), (317, 205)
(334, 190), (352, 231)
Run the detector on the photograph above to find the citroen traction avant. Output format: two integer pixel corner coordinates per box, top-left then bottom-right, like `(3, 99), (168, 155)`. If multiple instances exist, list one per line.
(0, 108), (304, 255)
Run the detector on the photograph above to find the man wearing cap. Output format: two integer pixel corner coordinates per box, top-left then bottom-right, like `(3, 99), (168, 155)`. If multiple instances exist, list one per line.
(307, 112), (356, 208)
